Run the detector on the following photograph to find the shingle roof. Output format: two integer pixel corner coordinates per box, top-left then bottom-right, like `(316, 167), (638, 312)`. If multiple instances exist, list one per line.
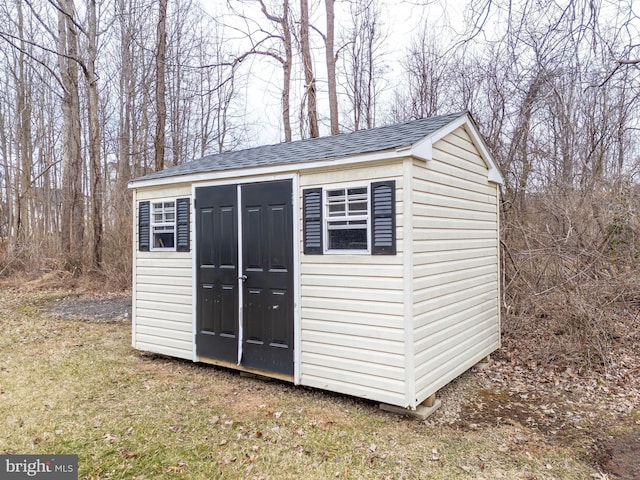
(133, 111), (466, 183)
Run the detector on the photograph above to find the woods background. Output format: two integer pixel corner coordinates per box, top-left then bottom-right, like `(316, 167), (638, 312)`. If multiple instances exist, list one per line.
(0, 0), (639, 368)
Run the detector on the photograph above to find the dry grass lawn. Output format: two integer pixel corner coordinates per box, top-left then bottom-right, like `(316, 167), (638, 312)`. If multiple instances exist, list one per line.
(0, 289), (610, 479)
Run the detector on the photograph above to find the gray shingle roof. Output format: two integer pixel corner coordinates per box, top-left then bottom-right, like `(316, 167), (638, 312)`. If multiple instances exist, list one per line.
(133, 111), (466, 183)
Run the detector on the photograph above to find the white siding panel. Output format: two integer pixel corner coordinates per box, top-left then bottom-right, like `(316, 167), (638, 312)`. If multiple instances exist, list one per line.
(303, 296), (402, 317)
(303, 307), (403, 328)
(412, 126), (500, 406)
(136, 289), (191, 304)
(433, 147), (489, 178)
(133, 184), (194, 361)
(414, 191), (496, 214)
(136, 283), (192, 296)
(414, 238), (495, 253)
(136, 274), (191, 287)
(137, 325), (192, 343)
(301, 284), (402, 304)
(417, 167), (495, 197)
(301, 341), (404, 367)
(302, 372), (405, 406)
(302, 364), (405, 405)
(136, 316), (193, 332)
(299, 161), (406, 405)
(303, 273), (404, 290)
(414, 272), (498, 304)
(413, 246), (496, 265)
(301, 261), (402, 276)
(438, 129), (488, 168)
(416, 297), (498, 331)
(414, 287), (497, 333)
(415, 308), (497, 353)
(446, 129), (482, 157)
(414, 203), (497, 221)
(136, 340), (193, 361)
(302, 330), (402, 355)
(136, 266), (192, 277)
(136, 299), (191, 314)
(301, 352), (406, 404)
(136, 308), (193, 324)
(413, 216), (497, 231)
(414, 255), (496, 277)
(303, 319), (404, 342)
(302, 352), (402, 380)
(415, 331), (498, 400)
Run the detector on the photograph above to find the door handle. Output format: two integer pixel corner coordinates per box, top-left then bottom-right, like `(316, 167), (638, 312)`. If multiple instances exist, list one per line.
(239, 274), (248, 282)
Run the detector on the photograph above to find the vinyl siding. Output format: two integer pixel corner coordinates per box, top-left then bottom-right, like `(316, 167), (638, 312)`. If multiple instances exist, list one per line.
(298, 162), (407, 406)
(412, 126), (500, 405)
(133, 184), (193, 360)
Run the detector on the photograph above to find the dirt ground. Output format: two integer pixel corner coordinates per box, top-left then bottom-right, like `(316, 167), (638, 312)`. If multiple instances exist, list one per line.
(49, 293), (640, 479)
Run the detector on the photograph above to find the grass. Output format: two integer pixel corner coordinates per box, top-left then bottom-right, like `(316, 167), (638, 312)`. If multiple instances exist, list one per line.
(0, 290), (601, 479)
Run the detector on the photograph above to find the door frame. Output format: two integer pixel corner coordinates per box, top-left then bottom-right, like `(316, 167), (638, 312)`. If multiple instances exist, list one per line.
(191, 174), (301, 383)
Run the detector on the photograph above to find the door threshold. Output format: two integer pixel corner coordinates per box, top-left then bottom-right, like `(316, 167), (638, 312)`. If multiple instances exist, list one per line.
(198, 356), (294, 383)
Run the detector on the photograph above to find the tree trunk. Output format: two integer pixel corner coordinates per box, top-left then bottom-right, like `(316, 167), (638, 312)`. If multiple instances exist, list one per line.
(154, 0), (168, 171)
(87, 0), (102, 270)
(57, 0), (84, 273)
(281, 0), (292, 141)
(14, 0), (31, 254)
(325, 0), (338, 135)
(300, 0), (318, 138)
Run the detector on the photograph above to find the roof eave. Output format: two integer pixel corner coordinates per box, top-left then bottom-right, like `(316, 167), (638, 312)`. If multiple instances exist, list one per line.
(128, 147), (412, 189)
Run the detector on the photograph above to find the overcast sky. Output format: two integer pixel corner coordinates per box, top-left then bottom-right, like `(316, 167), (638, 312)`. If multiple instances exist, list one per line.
(203, 0), (468, 146)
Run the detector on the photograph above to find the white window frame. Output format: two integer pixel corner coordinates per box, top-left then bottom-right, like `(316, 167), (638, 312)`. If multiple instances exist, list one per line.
(150, 199), (177, 251)
(323, 184), (370, 254)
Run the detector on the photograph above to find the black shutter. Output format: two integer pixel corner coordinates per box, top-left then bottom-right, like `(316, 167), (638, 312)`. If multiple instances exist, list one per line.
(371, 180), (396, 255)
(303, 188), (323, 254)
(138, 201), (150, 251)
(176, 197), (190, 252)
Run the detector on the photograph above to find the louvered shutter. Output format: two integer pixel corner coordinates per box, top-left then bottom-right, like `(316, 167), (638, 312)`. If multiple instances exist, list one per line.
(138, 201), (150, 251)
(176, 197), (190, 252)
(303, 188), (323, 254)
(371, 180), (396, 255)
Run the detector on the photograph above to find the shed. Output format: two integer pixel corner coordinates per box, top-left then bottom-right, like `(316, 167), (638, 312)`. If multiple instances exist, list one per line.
(129, 111), (503, 413)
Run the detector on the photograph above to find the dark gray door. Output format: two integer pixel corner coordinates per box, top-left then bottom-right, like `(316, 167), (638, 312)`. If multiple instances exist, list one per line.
(241, 180), (294, 375)
(195, 184), (239, 362)
(196, 180), (294, 376)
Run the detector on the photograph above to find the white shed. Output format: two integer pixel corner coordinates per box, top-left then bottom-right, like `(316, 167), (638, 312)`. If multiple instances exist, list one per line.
(129, 111), (503, 413)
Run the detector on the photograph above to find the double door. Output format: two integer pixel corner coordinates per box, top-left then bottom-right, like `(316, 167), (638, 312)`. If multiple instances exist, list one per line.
(195, 180), (294, 376)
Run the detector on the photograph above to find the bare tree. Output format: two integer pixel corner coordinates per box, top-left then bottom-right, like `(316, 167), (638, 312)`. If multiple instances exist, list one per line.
(224, 0), (294, 142)
(56, 0), (84, 273)
(154, 0), (168, 171)
(324, 0), (338, 135)
(339, 0), (386, 131)
(86, 0), (103, 270)
(13, 0), (32, 254)
(299, 0), (318, 137)
(392, 29), (453, 121)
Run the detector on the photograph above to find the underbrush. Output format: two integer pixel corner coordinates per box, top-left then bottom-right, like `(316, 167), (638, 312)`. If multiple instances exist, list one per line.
(502, 183), (640, 374)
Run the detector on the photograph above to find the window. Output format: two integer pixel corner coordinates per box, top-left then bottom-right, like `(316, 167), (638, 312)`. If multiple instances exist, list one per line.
(138, 197), (190, 252)
(325, 186), (369, 252)
(302, 180), (395, 256)
(151, 201), (176, 249)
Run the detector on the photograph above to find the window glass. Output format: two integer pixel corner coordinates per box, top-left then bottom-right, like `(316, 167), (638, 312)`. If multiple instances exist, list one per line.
(325, 186), (369, 252)
(151, 201), (176, 249)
